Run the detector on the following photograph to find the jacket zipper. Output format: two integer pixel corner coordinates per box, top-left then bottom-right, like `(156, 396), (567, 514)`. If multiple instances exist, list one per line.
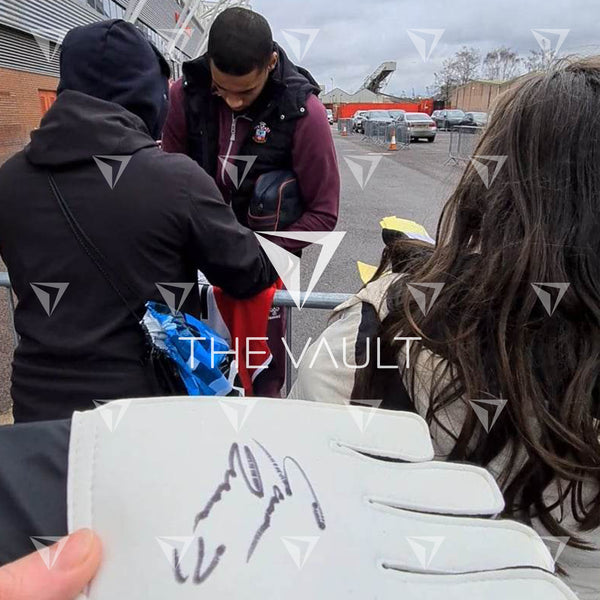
(220, 113), (252, 188)
(220, 114), (238, 186)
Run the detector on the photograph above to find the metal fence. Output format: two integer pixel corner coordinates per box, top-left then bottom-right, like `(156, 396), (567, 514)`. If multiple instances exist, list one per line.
(0, 272), (350, 395)
(337, 118), (354, 136)
(362, 120), (410, 149)
(447, 125), (483, 164)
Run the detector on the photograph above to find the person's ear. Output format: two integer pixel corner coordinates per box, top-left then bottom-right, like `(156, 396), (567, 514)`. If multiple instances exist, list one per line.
(268, 52), (278, 72)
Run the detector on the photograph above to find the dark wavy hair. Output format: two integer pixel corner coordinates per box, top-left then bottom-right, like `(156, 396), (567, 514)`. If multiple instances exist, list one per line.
(356, 57), (600, 550)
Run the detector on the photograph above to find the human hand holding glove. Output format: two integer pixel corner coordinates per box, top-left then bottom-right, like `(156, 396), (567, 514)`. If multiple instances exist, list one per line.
(68, 397), (577, 599)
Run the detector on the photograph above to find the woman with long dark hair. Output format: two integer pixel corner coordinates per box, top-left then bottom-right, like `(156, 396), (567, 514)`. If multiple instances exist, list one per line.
(291, 57), (600, 598)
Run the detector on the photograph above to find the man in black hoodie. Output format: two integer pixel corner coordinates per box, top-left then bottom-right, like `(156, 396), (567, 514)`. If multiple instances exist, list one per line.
(0, 20), (277, 423)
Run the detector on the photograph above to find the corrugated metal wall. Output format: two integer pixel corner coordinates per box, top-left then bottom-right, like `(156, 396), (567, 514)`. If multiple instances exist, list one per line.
(0, 0), (203, 78)
(0, 0), (97, 76)
(0, 24), (61, 76)
(119, 0), (204, 56)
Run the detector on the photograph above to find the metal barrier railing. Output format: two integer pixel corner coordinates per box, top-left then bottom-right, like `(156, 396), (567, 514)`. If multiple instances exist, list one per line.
(447, 125), (483, 164)
(0, 272), (17, 346)
(0, 273), (350, 395)
(362, 120), (410, 149)
(337, 118), (354, 136)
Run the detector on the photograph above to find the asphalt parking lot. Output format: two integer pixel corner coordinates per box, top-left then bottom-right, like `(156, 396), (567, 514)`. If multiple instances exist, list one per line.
(0, 130), (466, 423)
(290, 128), (463, 366)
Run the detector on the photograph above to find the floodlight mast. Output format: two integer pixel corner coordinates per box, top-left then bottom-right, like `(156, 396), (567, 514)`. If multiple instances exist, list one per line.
(125, 0), (252, 59)
(123, 0), (150, 24)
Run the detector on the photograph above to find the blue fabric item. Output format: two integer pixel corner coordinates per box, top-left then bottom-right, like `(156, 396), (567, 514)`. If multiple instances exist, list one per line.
(57, 20), (170, 139)
(144, 302), (236, 396)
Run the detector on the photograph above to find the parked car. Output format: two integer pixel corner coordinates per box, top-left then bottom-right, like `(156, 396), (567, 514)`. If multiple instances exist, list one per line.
(388, 109), (406, 121)
(362, 110), (395, 137)
(362, 110), (394, 135)
(363, 110), (394, 124)
(431, 109), (466, 131)
(459, 111), (488, 127)
(395, 112), (437, 142)
(352, 110), (369, 133)
(326, 108), (334, 125)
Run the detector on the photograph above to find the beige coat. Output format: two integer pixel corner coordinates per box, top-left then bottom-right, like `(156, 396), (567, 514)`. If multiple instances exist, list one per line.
(290, 273), (600, 599)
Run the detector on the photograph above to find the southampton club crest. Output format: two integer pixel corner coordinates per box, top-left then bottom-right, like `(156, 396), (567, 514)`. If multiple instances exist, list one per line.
(253, 121), (271, 144)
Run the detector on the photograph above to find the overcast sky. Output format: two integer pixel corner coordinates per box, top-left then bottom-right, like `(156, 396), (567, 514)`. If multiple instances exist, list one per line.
(252, 0), (600, 96)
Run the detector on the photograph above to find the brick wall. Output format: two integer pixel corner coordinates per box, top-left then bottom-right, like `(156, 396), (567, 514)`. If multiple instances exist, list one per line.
(0, 67), (58, 165)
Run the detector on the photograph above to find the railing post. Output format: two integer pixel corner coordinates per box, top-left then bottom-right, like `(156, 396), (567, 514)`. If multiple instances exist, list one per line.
(285, 307), (293, 396)
(0, 274), (351, 395)
(7, 290), (17, 348)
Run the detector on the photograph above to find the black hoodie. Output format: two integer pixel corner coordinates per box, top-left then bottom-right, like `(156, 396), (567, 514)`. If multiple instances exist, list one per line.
(58, 19), (171, 140)
(0, 22), (276, 422)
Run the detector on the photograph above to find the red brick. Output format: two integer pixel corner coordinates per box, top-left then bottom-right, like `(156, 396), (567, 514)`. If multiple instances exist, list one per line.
(0, 67), (58, 164)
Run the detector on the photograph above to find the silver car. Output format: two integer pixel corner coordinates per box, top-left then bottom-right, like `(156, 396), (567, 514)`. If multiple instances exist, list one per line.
(396, 112), (437, 142)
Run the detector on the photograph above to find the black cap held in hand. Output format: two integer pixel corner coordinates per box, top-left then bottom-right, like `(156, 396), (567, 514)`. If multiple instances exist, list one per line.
(57, 19), (171, 139)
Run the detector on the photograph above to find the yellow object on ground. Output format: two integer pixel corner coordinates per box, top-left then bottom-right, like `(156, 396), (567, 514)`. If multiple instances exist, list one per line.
(357, 261), (378, 284)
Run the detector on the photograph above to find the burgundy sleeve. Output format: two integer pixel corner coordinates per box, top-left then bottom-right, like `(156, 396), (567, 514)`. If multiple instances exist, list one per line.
(275, 94), (340, 252)
(162, 78), (189, 155)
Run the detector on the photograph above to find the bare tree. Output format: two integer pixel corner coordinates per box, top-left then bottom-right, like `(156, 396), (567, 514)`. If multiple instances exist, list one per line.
(432, 46), (481, 100)
(452, 46), (481, 85)
(483, 46), (521, 80)
(433, 60), (458, 101)
(524, 48), (554, 72)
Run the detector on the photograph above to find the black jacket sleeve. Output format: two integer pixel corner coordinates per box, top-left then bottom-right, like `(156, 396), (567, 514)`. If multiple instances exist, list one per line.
(184, 167), (278, 299)
(0, 419), (70, 566)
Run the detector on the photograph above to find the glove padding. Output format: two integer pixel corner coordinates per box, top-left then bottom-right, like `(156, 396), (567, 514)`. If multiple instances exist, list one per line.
(68, 396), (577, 600)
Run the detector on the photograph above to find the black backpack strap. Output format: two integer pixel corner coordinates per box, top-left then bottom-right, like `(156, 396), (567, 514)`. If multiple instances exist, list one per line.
(47, 172), (142, 324)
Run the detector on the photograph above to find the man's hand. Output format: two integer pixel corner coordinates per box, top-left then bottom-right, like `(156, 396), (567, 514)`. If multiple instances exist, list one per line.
(0, 529), (101, 600)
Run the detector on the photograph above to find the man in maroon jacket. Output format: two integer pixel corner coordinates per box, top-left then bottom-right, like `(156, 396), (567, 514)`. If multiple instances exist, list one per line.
(162, 7), (340, 396)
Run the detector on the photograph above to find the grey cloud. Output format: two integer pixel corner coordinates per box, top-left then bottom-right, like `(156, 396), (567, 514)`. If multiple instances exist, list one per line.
(253, 0), (600, 95)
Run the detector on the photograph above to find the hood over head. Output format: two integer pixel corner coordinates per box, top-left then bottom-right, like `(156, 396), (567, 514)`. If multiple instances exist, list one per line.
(57, 19), (170, 140)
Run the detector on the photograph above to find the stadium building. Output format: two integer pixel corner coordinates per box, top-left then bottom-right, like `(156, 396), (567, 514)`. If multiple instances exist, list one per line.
(0, 0), (248, 163)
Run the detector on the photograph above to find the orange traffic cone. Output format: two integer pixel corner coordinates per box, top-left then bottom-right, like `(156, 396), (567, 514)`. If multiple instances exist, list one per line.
(389, 128), (397, 151)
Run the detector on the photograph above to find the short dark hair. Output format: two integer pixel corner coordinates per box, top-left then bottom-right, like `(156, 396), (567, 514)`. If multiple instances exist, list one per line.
(207, 8), (273, 76)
